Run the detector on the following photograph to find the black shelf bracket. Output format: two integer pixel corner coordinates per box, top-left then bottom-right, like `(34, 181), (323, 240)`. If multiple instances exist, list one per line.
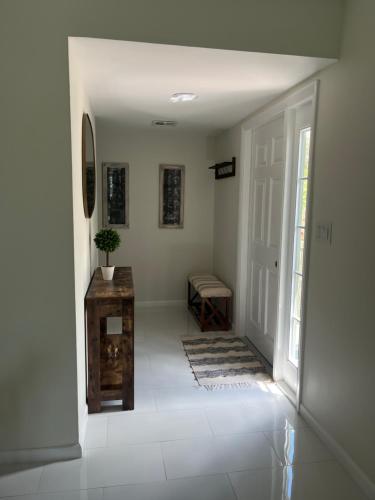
(209, 157), (236, 179)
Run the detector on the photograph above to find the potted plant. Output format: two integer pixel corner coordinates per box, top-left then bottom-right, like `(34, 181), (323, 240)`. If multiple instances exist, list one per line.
(94, 228), (121, 280)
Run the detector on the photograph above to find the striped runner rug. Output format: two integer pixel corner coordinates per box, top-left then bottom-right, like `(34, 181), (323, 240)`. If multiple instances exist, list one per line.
(182, 335), (272, 389)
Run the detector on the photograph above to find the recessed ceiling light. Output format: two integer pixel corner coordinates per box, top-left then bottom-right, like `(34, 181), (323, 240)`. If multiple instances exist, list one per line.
(152, 120), (177, 127)
(170, 93), (198, 103)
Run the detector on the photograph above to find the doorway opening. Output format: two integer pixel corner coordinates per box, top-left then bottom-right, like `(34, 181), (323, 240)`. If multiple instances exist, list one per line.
(69, 37), (332, 443)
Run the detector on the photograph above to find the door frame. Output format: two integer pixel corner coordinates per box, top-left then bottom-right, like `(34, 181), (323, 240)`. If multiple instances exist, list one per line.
(235, 80), (319, 409)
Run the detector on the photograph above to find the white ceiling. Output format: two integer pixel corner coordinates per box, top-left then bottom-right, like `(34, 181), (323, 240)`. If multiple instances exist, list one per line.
(73, 38), (334, 134)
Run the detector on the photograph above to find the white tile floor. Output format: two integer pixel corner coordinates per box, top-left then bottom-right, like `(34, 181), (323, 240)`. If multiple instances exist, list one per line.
(0, 306), (368, 500)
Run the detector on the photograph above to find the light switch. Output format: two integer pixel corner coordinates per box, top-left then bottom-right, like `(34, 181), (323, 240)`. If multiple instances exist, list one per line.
(316, 222), (333, 244)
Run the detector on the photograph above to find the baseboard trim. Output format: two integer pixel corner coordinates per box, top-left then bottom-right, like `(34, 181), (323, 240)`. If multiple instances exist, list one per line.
(79, 403), (88, 449)
(0, 443), (82, 465)
(276, 379), (297, 407)
(300, 404), (375, 499)
(135, 300), (186, 308)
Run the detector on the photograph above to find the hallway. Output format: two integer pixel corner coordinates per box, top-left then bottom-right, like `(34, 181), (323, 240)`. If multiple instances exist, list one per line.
(0, 306), (366, 499)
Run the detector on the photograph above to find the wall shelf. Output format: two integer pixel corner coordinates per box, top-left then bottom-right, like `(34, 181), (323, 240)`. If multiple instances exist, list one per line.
(209, 157), (236, 179)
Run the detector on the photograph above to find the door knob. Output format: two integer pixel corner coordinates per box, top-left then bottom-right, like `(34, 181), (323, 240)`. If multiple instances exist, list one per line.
(275, 261), (278, 268)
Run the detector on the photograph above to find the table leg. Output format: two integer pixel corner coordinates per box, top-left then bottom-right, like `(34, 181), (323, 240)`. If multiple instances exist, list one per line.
(87, 300), (101, 413)
(100, 317), (107, 336)
(122, 298), (134, 410)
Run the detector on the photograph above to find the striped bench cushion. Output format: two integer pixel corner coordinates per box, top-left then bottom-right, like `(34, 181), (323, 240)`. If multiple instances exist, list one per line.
(188, 273), (232, 298)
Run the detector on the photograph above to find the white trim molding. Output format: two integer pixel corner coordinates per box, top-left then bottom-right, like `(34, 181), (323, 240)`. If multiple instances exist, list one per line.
(300, 405), (375, 499)
(236, 80), (319, 408)
(79, 403), (88, 449)
(0, 443), (82, 465)
(276, 380), (297, 407)
(235, 127), (252, 337)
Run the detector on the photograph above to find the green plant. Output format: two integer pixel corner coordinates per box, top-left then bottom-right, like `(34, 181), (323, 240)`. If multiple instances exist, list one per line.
(94, 228), (121, 266)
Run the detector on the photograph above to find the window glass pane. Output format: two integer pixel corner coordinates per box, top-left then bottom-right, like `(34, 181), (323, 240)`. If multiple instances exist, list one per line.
(292, 273), (302, 320)
(301, 129), (311, 178)
(296, 179), (308, 227)
(294, 228), (305, 275)
(288, 126), (311, 368)
(289, 319), (300, 367)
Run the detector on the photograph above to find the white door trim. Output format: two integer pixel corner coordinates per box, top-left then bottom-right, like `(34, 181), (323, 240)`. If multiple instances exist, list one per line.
(294, 83), (320, 410)
(235, 126), (253, 338)
(236, 80), (319, 409)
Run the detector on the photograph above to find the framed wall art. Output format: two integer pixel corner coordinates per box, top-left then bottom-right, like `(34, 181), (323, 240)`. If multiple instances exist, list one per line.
(102, 162), (129, 228)
(159, 164), (185, 228)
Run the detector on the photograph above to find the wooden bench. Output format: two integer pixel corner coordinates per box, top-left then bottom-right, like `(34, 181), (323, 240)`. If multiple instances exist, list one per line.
(187, 273), (232, 331)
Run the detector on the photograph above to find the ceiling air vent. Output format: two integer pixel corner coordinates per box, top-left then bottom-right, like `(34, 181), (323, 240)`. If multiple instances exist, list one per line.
(152, 120), (177, 127)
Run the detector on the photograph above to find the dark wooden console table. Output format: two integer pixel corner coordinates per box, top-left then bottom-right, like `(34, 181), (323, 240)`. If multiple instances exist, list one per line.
(85, 267), (134, 413)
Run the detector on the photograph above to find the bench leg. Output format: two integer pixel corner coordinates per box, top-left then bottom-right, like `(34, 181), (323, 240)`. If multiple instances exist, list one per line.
(188, 281), (192, 307)
(200, 299), (206, 331)
(187, 281), (231, 332)
(203, 297), (231, 331)
(224, 297), (230, 330)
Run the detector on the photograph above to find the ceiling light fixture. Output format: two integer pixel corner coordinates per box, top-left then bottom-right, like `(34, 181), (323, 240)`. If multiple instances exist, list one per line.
(152, 120), (177, 127)
(170, 93), (198, 103)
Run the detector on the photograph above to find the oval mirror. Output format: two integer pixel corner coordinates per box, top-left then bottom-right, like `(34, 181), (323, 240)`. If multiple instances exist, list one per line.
(82, 113), (96, 218)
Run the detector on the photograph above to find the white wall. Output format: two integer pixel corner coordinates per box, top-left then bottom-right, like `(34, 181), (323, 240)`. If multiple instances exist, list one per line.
(0, 0), (344, 457)
(213, 0), (375, 487)
(301, 0), (375, 485)
(212, 126), (241, 317)
(68, 40), (99, 446)
(97, 122), (214, 302)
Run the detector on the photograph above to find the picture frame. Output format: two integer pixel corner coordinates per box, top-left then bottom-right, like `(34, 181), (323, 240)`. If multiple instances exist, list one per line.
(159, 164), (185, 228)
(102, 162), (129, 228)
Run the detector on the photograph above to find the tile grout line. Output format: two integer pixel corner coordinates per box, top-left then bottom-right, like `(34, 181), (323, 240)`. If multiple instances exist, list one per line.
(78, 429), (280, 448)
(202, 408), (216, 438)
(104, 416), (108, 447)
(226, 471), (240, 499)
(153, 466), (285, 486)
(35, 462), (46, 494)
(261, 430), (286, 466)
(159, 442), (168, 482)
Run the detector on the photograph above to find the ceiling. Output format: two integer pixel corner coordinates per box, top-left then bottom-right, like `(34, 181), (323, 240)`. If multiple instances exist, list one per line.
(73, 38), (334, 134)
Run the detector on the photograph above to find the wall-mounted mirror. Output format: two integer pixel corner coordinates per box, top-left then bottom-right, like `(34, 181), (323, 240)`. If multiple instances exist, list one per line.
(82, 113), (96, 218)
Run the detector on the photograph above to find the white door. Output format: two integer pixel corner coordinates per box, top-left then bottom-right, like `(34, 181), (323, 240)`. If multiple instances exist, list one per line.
(247, 115), (285, 362)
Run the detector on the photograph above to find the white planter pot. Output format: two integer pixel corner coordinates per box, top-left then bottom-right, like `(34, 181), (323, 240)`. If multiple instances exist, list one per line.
(101, 266), (115, 280)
